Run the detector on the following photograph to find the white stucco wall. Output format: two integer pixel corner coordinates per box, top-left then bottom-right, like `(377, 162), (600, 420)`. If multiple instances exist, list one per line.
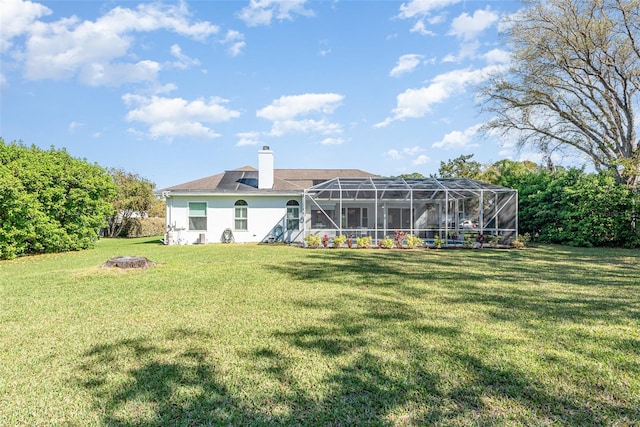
(165, 195), (302, 244)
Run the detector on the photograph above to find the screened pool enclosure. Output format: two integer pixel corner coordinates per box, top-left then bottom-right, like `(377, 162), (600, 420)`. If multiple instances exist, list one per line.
(303, 177), (518, 244)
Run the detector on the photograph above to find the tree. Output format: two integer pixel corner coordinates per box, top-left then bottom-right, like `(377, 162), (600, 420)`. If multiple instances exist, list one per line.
(0, 140), (116, 259)
(437, 154), (484, 179)
(395, 172), (426, 179)
(480, 0), (640, 188)
(482, 159), (540, 186)
(511, 168), (639, 247)
(106, 168), (156, 238)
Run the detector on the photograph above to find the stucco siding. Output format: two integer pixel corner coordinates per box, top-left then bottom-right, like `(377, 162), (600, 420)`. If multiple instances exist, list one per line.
(165, 195), (302, 244)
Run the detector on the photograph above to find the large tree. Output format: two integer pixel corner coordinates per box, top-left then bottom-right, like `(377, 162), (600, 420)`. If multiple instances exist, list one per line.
(480, 0), (640, 188)
(437, 154), (484, 180)
(106, 168), (156, 238)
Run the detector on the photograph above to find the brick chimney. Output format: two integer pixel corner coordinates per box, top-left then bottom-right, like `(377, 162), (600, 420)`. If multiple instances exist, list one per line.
(258, 146), (274, 189)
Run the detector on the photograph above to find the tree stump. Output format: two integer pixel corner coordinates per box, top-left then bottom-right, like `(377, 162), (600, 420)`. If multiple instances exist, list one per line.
(102, 256), (156, 269)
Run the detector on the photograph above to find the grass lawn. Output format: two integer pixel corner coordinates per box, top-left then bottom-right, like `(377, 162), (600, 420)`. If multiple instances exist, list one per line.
(1, 238), (639, 426)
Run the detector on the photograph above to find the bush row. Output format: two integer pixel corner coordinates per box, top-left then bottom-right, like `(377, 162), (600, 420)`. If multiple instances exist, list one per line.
(502, 169), (639, 248)
(118, 218), (165, 238)
(1, 140), (115, 259)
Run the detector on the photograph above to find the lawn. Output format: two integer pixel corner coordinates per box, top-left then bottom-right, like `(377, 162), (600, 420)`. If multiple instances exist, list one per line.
(1, 238), (638, 426)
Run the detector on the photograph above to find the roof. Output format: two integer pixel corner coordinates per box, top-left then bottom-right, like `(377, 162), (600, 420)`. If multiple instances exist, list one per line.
(159, 167), (378, 194)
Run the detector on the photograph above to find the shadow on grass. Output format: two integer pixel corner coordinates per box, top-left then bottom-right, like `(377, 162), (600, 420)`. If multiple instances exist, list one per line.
(268, 247), (640, 324)
(76, 323), (638, 425)
(75, 247), (639, 425)
(131, 237), (165, 245)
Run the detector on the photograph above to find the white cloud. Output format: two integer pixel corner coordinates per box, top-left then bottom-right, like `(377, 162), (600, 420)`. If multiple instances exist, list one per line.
(222, 30), (245, 57)
(386, 149), (403, 160)
(412, 154), (430, 165)
(442, 40), (481, 63)
(432, 123), (482, 149)
(236, 131), (261, 146)
(390, 54), (423, 77)
(270, 119), (342, 137)
(498, 149), (514, 158)
(228, 41), (246, 57)
(170, 44), (200, 70)
(123, 94), (240, 139)
(397, 0), (460, 19)
(318, 40), (331, 57)
(68, 121), (85, 132)
(428, 14), (446, 25)
(321, 137), (344, 145)
(238, 0), (314, 27)
(385, 146), (427, 165)
(375, 64), (506, 127)
(409, 20), (435, 36)
(79, 60), (161, 86)
(257, 93), (343, 121)
(256, 93), (344, 136)
(482, 48), (510, 64)
(0, 0), (51, 53)
(19, 2), (217, 85)
(148, 82), (178, 95)
(442, 54), (457, 63)
(403, 146), (423, 156)
(449, 8), (499, 41)
(399, 0), (458, 36)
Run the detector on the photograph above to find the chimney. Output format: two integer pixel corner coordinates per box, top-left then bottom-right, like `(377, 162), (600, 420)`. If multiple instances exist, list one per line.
(258, 146), (274, 189)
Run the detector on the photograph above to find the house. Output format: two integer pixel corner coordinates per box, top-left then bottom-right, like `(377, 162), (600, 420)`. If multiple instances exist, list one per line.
(158, 147), (377, 244)
(159, 147), (518, 245)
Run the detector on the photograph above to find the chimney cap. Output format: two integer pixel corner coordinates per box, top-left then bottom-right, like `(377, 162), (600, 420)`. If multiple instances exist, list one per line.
(262, 145), (270, 150)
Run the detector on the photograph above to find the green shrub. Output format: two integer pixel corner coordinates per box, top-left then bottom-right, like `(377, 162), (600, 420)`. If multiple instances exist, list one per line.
(118, 217), (165, 238)
(463, 233), (475, 247)
(488, 234), (502, 246)
(356, 236), (372, 248)
(380, 236), (394, 249)
(511, 233), (531, 249)
(0, 140), (115, 259)
(504, 168), (639, 248)
(332, 234), (346, 247)
(304, 233), (322, 248)
(405, 234), (423, 248)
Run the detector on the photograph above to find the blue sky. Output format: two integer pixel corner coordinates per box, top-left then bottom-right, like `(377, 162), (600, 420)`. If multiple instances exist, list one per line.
(1, 0), (554, 189)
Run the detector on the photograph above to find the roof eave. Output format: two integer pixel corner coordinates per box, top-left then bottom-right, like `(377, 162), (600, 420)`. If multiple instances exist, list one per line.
(158, 190), (304, 197)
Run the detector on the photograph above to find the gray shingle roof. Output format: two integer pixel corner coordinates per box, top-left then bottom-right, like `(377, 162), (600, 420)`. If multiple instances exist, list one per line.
(160, 167), (378, 194)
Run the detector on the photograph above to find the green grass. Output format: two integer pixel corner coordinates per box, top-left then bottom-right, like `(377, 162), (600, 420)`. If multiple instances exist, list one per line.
(1, 238), (639, 426)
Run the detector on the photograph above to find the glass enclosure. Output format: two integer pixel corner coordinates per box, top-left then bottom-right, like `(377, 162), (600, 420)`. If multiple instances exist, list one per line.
(303, 177), (518, 244)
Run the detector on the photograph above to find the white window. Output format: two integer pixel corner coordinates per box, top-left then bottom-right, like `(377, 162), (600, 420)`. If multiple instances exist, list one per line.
(235, 200), (248, 230)
(286, 200), (300, 230)
(189, 202), (207, 231)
